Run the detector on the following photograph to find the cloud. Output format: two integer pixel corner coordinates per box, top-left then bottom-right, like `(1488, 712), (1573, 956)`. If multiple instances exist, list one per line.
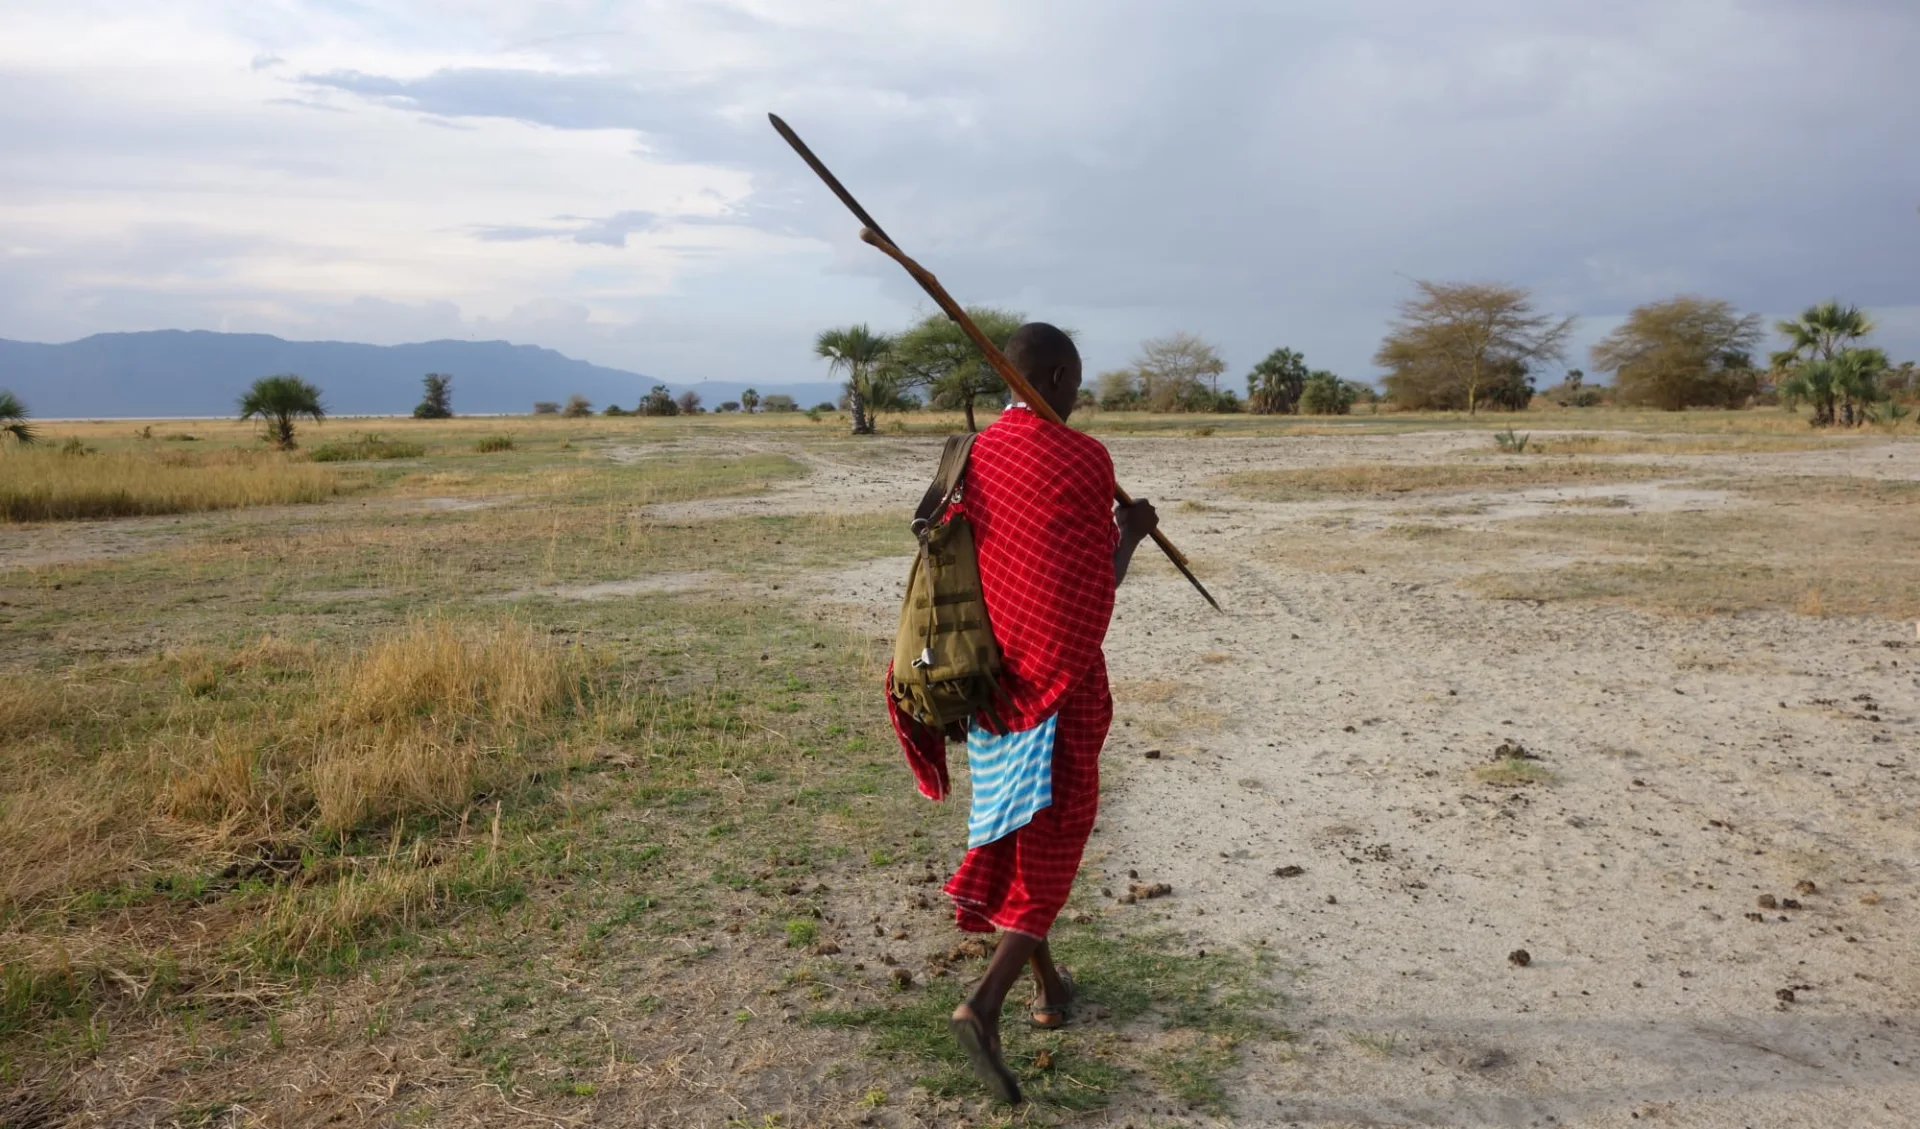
(1, 0), (1917, 391)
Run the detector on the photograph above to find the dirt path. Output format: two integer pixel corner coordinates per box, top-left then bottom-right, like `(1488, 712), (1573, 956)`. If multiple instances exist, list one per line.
(794, 426), (1920, 1127)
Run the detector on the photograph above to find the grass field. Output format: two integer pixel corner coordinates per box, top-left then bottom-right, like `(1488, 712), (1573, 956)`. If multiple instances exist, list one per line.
(3, 404), (1916, 1126)
(0, 411), (1297, 1127)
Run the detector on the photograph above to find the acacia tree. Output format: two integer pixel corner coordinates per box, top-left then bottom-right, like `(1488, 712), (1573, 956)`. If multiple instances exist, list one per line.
(1772, 301), (1879, 426)
(238, 375), (326, 449)
(1095, 369), (1143, 411)
(676, 390), (702, 415)
(1591, 297), (1762, 411)
(889, 308), (1025, 432)
(1375, 281), (1573, 414)
(815, 324), (895, 436)
(413, 373), (453, 419)
(1135, 332), (1226, 410)
(1246, 348), (1308, 414)
(1, 389), (37, 444)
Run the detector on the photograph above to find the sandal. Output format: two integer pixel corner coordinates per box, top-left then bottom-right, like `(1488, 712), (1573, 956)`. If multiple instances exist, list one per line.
(950, 1006), (1023, 1105)
(1029, 967), (1076, 1030)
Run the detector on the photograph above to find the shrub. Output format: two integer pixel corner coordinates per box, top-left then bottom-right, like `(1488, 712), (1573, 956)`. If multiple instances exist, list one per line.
(761, 394), (798, 412)
(473, 436), (515, 453)
(1300, 372), (1357, 415)
(717, 402), (741, 413)
(533, 401), (560, 415)
(561, 394), (594, 418)
(639, 386), (680, 417)
(310, 433), (427, 462)
(602, 404), (629, 417)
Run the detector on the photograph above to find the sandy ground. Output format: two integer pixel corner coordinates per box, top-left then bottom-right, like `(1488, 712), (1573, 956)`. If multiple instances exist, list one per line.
(668, 427), (1920, 1127)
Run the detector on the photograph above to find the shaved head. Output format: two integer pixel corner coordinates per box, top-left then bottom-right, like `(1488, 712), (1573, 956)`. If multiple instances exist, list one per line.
(1004, 322), (1083, 420)
(1004, 323), (1079, 386)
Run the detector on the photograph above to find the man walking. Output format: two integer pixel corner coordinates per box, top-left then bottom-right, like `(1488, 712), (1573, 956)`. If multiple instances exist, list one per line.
(887, 321), (1157, 1104)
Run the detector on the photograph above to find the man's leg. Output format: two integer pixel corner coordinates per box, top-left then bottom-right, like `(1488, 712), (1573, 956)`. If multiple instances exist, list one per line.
(950, 930), (1041, 1104)
(954, 931), (1043, 1035)
(1029, 939), (1069, 1011)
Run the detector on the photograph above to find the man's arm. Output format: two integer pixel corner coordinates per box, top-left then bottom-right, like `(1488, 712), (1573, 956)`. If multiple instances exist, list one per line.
(1113, 499), (1159, 587)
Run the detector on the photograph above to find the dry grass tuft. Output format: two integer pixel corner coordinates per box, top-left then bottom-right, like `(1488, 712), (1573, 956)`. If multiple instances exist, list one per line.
(1, 447), (347, 521)
(0, 670), (66, 738)
(334, 618), (577, 728)
(1474, 756), (1556, 787)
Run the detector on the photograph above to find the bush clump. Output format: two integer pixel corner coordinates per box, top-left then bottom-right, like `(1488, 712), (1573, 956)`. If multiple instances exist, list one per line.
(309, 433), (426, 462)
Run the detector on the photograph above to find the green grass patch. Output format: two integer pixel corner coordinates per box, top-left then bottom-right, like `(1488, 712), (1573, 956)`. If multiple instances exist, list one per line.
(811, 928), (1284, 1113)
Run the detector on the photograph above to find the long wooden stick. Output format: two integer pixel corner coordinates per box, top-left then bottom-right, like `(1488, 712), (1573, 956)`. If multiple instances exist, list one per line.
(769, 113), (1220, 612)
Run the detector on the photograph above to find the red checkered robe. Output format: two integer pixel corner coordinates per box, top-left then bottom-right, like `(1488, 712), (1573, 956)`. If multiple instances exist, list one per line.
(887, 406), (1118, 937)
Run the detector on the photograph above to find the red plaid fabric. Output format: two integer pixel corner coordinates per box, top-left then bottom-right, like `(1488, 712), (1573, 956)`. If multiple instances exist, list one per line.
(887, 406), (1120, 937)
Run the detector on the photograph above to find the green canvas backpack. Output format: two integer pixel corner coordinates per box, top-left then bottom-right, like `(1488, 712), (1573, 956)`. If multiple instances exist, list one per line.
(887, 434), (1005, 737)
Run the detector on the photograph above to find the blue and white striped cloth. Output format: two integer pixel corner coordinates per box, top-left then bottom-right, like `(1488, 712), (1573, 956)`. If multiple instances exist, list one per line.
(963, 715), (1057, 849)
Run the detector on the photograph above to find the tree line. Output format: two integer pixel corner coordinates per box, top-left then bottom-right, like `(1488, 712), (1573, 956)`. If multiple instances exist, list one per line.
(1362, 283), (1911, 425)
(806, 281), (1914, 432)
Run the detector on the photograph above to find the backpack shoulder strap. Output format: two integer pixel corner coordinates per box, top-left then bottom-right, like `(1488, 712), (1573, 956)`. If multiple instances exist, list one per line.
(912, 433), (977, 530)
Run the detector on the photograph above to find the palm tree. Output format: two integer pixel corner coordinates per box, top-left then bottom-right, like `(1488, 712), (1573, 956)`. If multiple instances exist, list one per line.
(1, 389), (38, 445)
(1772, 301), (1875, 426)
(740, 388), (760, 414)
(815, 324), (894, 436)
(239, 375), (326, 448)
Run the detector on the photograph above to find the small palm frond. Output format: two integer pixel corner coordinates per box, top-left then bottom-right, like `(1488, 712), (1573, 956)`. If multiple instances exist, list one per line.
(0, 388), (38, 444)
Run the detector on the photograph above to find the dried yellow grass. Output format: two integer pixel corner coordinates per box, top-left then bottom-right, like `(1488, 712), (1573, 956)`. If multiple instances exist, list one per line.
(2, 619), (589, 917)
(246, 862), (446, 970)
(0, 669), (65, 738)
(334, 618), (577, 727)
(0, 446), (345, 521)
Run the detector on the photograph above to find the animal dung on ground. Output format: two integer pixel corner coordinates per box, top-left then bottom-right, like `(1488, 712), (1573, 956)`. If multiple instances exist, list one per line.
(888, 967), (913, 988)
(1273, 865), (1306, 878)
(1795, 880), (1819, 896)
(1508, 949), (1532, 967)
(1143, 748), (1162, 759)
(1123, 882), (1172, 904)
(1776, 988), (1796, 1004)
(1491, 740), (1539, 760)
(1758, 894), (1778, 909)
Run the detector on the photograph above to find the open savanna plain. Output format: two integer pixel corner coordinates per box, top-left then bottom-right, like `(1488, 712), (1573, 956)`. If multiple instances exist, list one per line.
(3, 408), (1919, 1128)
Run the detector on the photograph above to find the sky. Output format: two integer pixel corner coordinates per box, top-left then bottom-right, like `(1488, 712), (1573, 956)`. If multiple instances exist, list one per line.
(2, 0), (1917, 391)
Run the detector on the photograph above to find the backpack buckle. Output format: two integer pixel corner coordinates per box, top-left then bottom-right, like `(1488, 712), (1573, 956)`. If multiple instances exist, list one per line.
(912, 647), (934, 670)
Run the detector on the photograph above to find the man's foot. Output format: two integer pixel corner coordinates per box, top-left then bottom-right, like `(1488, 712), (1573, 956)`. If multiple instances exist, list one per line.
(1029, 966), (1075, 1030)
(950, 1004), (1022, 1105)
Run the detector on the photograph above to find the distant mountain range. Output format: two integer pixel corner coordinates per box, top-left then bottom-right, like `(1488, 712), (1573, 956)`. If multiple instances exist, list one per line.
(0, 331), (843, 418)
